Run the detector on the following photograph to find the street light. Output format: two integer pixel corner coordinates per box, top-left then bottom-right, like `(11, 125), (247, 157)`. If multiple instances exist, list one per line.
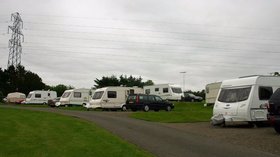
(180, 71), (186, 92)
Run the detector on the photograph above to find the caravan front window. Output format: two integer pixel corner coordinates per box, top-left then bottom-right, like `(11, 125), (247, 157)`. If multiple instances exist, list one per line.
(27, 94), (32, 98)
(171, 88), (182, 94)
(62, 92), (71, 98)
(92, 91), (104, 99)
(218, 86), (251, 103)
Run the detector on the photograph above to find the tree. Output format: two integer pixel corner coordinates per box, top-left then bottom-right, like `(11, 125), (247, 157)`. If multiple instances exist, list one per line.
(0, 65), (46, 96)
(47, 84), (74, 97)
(273, 72), (280, 76)
(94, 75), (154, 88)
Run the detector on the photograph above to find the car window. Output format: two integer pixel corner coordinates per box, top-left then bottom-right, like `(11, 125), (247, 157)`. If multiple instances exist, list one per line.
(155, 96), (163, 102)
(148, 95), (155, 101)
(270, 88), (280, 101)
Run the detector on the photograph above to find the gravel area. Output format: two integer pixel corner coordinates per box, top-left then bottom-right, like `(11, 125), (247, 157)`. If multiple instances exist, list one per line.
(164, 122), (280, 155)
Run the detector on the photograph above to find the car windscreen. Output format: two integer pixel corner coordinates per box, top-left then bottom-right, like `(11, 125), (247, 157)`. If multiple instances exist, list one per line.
(218, 86), (251, 103)
(171, 87), (182, 94)
(92, 91), (104, 100)
(270, 88), (280, 101)
(62, 92), (71, 98)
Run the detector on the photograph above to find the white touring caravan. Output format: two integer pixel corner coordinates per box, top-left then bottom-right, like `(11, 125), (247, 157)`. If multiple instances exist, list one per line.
(59, 88), (94, 106)
(85, 86), (143, 110)
(24, 90), (57, 104)
(211, 76), (280, 126)
(143, 84), (183, 101)
(6, 92), (26, 103)
(205, 82), (222, 106)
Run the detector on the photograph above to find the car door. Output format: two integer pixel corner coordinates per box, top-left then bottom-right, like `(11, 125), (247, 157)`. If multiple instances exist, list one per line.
(154, 96), (165, 109)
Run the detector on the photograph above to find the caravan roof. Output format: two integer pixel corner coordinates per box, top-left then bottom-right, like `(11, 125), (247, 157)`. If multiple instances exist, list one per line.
(221, 76), (280, 88)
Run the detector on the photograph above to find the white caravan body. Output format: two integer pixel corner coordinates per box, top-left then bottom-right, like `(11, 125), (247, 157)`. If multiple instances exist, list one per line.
(7, 92), (26, 103)
(212, 76), (280, 124)
(143, 84), (183, 101)
(86, 86), (143, 109)
(25, 90), (57, 104)
(205, 82), (222, 105)
(59, 88), (94, 106)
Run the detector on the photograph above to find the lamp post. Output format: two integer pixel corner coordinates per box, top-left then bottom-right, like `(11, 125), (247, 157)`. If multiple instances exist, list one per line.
(180, 71), (186, 92)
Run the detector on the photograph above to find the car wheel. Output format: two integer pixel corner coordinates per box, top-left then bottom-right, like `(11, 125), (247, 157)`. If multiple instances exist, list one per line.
(166, 105), (172, 112)
(122, 105), (127, 111)
(274, 124), (280, 134)
(143, 105), (149, 112)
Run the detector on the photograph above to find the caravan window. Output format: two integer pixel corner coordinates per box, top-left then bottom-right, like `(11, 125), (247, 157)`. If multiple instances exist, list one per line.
(129, 89), (134, 94)
(62, 92), (71, 98)
(35, 94), (41, 98)
(259, 86), (273, 100)
(108, 91), (117, 98)
(27, 94), (32, 98)
(163, 88), (168, 93)
(92, 91), (104, 99)
(155, 88), (159, 92)
(145, 89), (150, 94)
(218, 86), (251, 103)
(74, 92), (81, 98)
(171, 87), (182, 94)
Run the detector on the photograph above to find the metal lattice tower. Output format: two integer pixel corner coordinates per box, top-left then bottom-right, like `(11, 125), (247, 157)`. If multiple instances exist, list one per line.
(7, 12), (24, 68)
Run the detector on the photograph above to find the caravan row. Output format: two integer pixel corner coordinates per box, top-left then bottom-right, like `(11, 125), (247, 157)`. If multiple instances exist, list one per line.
(16, 84), (184, 110)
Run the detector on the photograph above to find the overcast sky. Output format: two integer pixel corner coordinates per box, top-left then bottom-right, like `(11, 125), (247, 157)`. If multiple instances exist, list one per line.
(0, 0), (280, 91)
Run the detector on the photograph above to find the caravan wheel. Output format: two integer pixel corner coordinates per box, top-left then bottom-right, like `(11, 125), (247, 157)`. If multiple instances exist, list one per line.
(122, 105), (127, 111)
(274, 124), (280, 134)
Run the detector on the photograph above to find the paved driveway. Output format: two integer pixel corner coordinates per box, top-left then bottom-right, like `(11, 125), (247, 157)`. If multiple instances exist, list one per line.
(1, 105), (278, 157)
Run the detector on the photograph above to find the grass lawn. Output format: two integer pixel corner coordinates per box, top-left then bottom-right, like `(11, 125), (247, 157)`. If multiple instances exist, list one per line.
(0, 107), (153, 157)
(130, 102), (213, 123)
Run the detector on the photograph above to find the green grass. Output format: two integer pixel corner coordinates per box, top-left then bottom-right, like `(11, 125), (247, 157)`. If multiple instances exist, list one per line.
(130, 102), (213, 123)
(0, 107), (153, 157)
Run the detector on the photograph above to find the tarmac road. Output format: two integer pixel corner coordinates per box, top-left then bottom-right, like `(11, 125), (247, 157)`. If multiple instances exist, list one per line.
(1, 105), (278, 157)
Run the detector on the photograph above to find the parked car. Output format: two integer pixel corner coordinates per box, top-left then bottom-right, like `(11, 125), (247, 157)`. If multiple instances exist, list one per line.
(182, 92), (203, 102)
(48, 97), (61, 107)
(267, 88), (280, 133)
(123, 94), (174, 112)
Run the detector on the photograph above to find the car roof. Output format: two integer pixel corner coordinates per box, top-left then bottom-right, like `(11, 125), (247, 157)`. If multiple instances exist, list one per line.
(128, 94), (158, 97)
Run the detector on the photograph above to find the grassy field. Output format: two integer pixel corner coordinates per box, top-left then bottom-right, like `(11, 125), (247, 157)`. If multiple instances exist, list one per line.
(130, 102), (213, 123)
(0, 107), (153, 157)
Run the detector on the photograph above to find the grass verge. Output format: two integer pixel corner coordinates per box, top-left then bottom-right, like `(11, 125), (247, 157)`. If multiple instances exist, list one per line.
(130, 102), (213, 123)
(0, 107), (153, 157)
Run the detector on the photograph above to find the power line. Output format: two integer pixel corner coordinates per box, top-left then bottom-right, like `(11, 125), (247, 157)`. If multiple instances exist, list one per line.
(22, 42), (280, 60)
(22, 14), (280, 32)
(22, 47), (279, 69)
(24, 34), (280, 54)
(24, 21), (280, 42)
(23, 27), (280, 47)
